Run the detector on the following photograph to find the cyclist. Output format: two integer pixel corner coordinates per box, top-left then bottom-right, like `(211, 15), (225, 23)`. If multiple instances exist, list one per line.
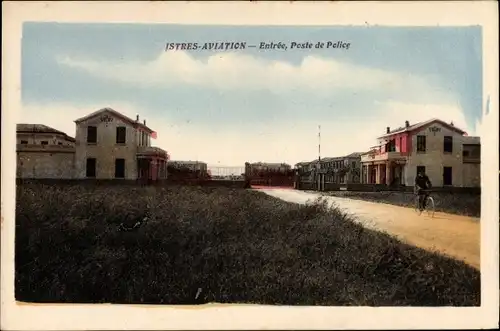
(415, 169), (432, 211)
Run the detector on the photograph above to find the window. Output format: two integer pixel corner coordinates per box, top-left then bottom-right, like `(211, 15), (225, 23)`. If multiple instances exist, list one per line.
(41, 141), (48, 145)
(399, 137), (403, 152)
(116, 127), (126, 144)
(58, 142), (63, 145)
(443, 136), (453, 153)
(352, 161), (356, 168)
(20, 140), (28, 144)
(416, 135), (426, 152)
(86, 158), (96, 178)
(462, 150), (470, 157)
(416, 166), (426, 176)
(443, 166), (453, 186)
(115, 158), (125, 178)
(340, 175), (345, 183)
(87, 126), (97, 143)
(386, 139), (396, 152)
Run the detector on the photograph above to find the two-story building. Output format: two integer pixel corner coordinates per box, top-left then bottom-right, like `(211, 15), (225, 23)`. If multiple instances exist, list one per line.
(74, 108), (169, 181)
(295, 153), (362, 184)
(360, 118), (481, 188)
(294, 153), (362, 191)
(16, 124), (76, 179)
(319, 152), (362, 184)
(16, 108), (170, 181)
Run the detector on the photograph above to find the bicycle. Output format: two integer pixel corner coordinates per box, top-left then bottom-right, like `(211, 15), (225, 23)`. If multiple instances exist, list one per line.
(414, 188), (435, 218)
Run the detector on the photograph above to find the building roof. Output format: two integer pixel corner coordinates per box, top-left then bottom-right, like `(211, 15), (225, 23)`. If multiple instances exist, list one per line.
(16, 124), (76, 142)
(378, 118), (467, 139)
(319, 152), (363, 163)
(74, 107), (154, 133)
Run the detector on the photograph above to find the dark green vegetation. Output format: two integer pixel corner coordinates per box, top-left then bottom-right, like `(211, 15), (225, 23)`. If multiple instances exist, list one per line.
(16, 183), (480, 306)
(324, 191), (480, 217)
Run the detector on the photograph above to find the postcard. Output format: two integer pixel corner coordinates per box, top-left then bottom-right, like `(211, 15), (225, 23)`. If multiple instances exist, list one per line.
(1, 1), (498, 330)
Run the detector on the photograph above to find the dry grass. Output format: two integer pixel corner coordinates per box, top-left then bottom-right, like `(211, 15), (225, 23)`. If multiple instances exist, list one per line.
(16, 183), (480, 306)
(323, 191), (480, 217)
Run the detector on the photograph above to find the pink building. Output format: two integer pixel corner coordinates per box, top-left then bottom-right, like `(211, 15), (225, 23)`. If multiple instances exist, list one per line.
(360, 119), (480, 188)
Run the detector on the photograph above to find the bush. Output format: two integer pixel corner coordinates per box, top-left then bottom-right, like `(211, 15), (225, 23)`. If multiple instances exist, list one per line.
(15, 183), (480, 305)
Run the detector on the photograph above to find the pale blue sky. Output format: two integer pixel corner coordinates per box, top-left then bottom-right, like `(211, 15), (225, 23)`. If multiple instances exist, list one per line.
(21, 23), (483, 165)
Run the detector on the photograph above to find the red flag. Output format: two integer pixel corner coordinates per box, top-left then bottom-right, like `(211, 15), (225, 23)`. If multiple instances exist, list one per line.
(151, 131), (157, 139)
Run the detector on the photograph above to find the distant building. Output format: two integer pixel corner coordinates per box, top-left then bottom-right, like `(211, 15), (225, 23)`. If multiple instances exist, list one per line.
(168, 160), (208, 172)
(295, 153), (362, 187)
(16, 124), (76, 179)
(244, 162), (294, 187)
(17, 108), (170, 181)
(245, 162), (292, 175)
(320, 152), (362, 184)
(360, 118), (480, 187)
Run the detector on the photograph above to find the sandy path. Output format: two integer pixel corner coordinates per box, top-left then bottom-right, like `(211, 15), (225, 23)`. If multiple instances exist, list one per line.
(259, 189), (480, 270)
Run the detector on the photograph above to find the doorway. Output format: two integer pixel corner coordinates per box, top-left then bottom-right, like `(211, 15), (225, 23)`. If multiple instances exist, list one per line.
(115, 158), (125, 178)
(443, 166), (453, 186)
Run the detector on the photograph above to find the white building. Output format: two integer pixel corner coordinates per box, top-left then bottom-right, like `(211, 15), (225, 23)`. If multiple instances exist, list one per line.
(74, 108), (169, 180)
(360, 119), (480, 188)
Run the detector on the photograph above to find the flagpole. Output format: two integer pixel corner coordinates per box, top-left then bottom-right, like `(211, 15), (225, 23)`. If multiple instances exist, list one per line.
(317, 124), (322, 191)
(318, 125), (321, 164)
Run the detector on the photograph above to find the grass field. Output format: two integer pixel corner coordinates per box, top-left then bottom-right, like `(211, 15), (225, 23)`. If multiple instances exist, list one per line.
(323, 191), (480, 217)
(16, 183), (480, 306)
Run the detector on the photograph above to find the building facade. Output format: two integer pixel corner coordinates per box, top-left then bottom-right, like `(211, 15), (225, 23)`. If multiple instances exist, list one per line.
(295, 153), (362, 190)
(360, 119), (480, 188)
(17, 108), (170, 181)
(319, 153), (362, 184)
(16, 124), (76, 179)
(296, 153), (362, 183)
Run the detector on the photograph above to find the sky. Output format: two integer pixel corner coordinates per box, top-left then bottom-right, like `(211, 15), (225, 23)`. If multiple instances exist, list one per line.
(21, 23), (483, 166)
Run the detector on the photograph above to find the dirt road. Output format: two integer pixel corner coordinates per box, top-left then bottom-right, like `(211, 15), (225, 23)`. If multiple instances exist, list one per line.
(259, 188), (480, 270)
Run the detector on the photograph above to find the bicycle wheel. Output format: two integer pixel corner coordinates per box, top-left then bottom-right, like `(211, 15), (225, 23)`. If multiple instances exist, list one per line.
(426, 196), (435, 218)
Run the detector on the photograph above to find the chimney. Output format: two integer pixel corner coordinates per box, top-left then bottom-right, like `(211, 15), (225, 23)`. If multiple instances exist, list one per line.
(143, 119), (146, 125)
(450, 121), (454, 126)
(405, 120), (410, 128)
(386, 127), (390, 134)
(136, 114), (139, 122)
